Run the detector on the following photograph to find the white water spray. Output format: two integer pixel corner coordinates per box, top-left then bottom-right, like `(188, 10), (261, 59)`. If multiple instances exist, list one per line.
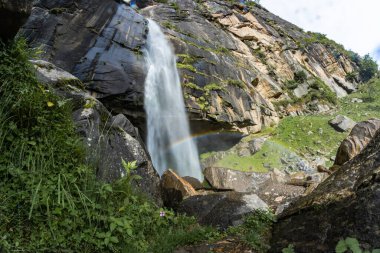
(143, 19), (202, 180)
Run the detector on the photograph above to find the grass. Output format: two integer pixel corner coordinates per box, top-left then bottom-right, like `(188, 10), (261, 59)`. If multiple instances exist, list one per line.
(338, 79), (380, 121)
(272, 115), (346, 164)
(216, 140), (290, 172)
(271, 78), (380, 166)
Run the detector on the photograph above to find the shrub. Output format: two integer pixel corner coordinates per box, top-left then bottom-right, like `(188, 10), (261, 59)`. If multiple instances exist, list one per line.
(358, 54), (378, 82)
(345, 72), (357, 82)
(294, 70), (307, 83)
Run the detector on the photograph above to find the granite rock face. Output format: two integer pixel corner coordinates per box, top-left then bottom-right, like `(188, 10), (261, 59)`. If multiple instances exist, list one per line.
(178, 191), (268, 230)
(32, 60), (162, 203)
(204, 167), (270, 192)
(334, 118), (380, 165)
(271, 129), (380, 252)
(18, 0), (359, 138)
(161, 169), (197, 209)
(329, 114), (356, 132)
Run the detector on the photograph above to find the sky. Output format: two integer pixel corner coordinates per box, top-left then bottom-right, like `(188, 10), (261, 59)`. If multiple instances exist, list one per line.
(260, 0), (380, 64)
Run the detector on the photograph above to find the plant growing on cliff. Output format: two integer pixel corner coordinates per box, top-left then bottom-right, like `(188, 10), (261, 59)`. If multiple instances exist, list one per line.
(358, 54), (378, 82)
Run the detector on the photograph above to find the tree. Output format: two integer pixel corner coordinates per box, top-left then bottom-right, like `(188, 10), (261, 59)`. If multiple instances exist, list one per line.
(359, 54), (378, 82)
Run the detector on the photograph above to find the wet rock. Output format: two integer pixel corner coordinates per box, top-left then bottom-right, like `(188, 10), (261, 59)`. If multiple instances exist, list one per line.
(271, 129), (380, 252)
(334, 118), (380, 165)
(328, 115), (356, 132)
(204, 167), (270, 192)
(178, 192), (268, 230)
(161, 170), (197, 209)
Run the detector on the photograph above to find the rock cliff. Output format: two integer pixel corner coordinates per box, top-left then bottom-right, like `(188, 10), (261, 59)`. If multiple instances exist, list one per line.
(16, 0), (359, 139)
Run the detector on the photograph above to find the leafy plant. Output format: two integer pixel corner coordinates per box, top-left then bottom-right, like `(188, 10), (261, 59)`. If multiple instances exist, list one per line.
(358, 54), (378, 82)
(336, 237), (380, 253)
(294, 70), (307, 83)
(282, 244), (295, 253)
(227, 210), (276, 252)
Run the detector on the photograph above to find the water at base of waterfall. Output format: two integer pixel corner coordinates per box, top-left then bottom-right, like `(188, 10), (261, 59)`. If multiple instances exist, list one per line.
(143, 19), (203, 180)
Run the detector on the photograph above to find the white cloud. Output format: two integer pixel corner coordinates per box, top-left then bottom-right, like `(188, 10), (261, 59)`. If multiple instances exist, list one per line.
(260, 0), (380, 63)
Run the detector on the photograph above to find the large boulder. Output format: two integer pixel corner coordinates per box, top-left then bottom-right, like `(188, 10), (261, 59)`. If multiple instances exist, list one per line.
(270, 129), (380, 252)
(328, 115), (356, 132)
(334, 118), (380, 165)
(32, 60), (162, 203)
(204, 167), (270, 192)
(161, 169), (197, 209)
(0, 0), (32, 39)
(178, 191), (268, 230)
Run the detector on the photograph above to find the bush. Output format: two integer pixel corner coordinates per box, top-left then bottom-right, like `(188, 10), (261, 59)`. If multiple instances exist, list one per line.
(358, 54), (378, 82)
(294, 70), (307, 83)
(0, 39), (220, 253)
(345, 72), (357, 82)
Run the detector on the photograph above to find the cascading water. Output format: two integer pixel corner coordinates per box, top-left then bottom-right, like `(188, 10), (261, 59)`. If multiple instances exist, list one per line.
(143, 19), (203, 180)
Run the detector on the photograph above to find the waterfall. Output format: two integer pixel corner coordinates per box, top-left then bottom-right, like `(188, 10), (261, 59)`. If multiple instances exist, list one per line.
(143, 19), (203, 180)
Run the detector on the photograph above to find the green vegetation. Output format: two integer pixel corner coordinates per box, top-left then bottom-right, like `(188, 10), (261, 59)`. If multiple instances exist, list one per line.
(358, 54), (379, 82)
(293, 70), (307, 83)
(336, 237), (380, 253)
(279, 76), (338, 110)
(227, 210), (275, 252)
(227, 79), (246, 89)
(177, 62), (197, 72)
(285, 70), (308, 90)
(339, 78), (380, 121)
(161, 21), (177, 30)
(216, 140), (288, 172)
(0, 39), (222, 253)
(272, 115), (346, 164)
(283, 237), (380, 253)
(272, 78), (380, 166)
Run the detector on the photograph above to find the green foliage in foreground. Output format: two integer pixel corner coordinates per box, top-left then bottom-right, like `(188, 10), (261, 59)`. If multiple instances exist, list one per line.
(227, 210), (276, 253)
(283, 237), (380, 253)
(0, 39), (221, 252)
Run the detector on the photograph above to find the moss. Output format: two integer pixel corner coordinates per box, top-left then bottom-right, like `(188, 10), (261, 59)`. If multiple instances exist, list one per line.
(55, 78), (85, 90)
(227, 79), (246, 89)
(177, 63), (197, 72)
(253, 48), (266, 63)
(204, 83), (225, 92)
(183, 82), (202, 90)
(161, 21), (178, 31)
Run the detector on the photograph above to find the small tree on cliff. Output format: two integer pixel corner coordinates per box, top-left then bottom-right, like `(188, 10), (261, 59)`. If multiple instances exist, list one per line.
(359, 54), (378, 82)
